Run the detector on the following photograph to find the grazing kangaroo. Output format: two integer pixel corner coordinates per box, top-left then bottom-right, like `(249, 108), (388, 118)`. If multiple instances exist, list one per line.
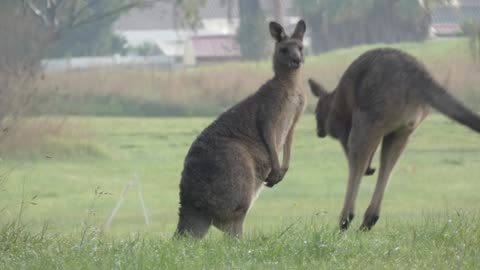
(309, 48), (480, 231)
(175, 20), (307, 238)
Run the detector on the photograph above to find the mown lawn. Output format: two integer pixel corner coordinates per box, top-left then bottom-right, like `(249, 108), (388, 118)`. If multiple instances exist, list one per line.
(0, 114), (479, 269)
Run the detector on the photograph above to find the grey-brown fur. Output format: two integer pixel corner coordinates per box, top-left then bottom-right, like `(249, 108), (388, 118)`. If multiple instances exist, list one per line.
(175, 20), (307, 238)
(309, 48), (480, 231)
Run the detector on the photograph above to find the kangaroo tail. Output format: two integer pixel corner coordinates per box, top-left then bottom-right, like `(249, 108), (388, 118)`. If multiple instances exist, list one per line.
(420, 81), (480, 133)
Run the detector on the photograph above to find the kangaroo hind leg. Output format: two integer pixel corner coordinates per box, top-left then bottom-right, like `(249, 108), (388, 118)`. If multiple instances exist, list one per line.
(361, 130), (412, 231)
(175, 206), (212, 239)
(340, 114), (382, 230)
(213, 210), (247, 238)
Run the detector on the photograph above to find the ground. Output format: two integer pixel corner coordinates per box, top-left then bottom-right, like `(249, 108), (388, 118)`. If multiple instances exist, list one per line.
(1, 114), (479, 269)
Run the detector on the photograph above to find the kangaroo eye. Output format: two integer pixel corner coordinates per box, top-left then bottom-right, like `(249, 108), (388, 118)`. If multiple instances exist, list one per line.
(280, 47), (288, 54)
(299, 46), (303, 51)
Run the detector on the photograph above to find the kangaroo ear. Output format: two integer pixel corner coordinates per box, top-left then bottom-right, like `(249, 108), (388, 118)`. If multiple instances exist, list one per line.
(269, 21), (287, 42)
(308, 79), (328, 98)
(291, 20), (306, 40)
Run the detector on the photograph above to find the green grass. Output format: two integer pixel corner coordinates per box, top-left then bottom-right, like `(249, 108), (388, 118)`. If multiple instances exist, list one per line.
(0, 114), (479, 269)
(1, 214), (479, 269)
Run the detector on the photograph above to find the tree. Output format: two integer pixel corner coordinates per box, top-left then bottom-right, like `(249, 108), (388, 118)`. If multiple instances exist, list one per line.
(22, 0), (209, 57)
(272, 0), (284, 25)
(295, 0), (431, 54)
(0, 0), (207, 137)
(236, 0), (268, 60)
(46, 0), (132, 57)
(462, 20), (480, 62)
(0, 1), (47, 125)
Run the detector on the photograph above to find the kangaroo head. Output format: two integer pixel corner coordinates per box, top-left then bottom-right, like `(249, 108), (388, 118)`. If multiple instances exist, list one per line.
(270, 20), (306, 73)
(308, 79), (331, 138)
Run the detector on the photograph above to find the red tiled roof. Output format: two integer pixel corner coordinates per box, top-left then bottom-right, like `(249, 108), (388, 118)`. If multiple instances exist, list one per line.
(192, 35), (241, 58)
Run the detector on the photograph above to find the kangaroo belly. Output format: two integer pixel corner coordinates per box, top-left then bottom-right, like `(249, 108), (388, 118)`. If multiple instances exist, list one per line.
(382, 103), (430, 133)
(248, 185), (264, 213)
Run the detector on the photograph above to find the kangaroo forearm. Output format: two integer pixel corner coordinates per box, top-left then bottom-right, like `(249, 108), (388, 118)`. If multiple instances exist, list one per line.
(282, 131), (294, 169)
(269, 147), (281, 171)
(261, 121), (281, 171)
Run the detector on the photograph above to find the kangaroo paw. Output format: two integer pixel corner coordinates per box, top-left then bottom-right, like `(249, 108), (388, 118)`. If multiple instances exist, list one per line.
(365, 167), (376, 176)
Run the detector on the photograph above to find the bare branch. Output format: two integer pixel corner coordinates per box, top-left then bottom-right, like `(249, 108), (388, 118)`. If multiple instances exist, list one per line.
(70, 0), (102, 26)
(24, 0), (178, 41)
(46, 0), (59, 27)
(25, 0), (51, 27)
(65, 2), (141, 32)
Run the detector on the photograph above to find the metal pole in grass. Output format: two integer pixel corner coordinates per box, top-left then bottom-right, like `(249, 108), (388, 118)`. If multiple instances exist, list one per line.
(103, 180), (134, 232)
(103, 175), (151, 232)
(134, 174), (150, 226)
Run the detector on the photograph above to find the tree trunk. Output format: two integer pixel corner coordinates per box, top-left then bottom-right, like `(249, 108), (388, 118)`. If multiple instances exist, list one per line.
(237, 0), (268, 60)
(271, 0), (284, 25)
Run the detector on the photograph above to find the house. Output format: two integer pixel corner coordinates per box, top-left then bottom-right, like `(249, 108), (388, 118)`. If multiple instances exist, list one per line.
(113, 0), (300, 65)
(185, 35), (241, 64)
(430, 0), (480, 36)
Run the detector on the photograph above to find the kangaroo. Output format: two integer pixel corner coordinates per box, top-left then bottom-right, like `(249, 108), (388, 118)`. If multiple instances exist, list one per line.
(309, 48), (480, 231)
(175, 20), (307, 238)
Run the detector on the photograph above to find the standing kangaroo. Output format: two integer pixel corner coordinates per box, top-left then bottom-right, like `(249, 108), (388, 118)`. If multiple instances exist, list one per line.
(175, 20), (307, 238)
(309, 48), (480, 231)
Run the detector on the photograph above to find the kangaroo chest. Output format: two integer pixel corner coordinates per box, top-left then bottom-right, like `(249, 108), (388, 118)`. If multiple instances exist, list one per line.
(275, 91), (306, 151)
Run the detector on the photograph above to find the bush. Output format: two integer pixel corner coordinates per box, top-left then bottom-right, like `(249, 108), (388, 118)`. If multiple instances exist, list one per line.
(461, 20), (480, 62)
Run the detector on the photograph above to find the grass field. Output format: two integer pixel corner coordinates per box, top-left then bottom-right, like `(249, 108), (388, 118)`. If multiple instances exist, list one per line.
(1, 114), (479, 269)
(1, 37), (480, 269)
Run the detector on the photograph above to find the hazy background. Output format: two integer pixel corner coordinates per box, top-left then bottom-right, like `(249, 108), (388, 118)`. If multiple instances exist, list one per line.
(2, 0), (479, 120)
(0, 0), (479, 234)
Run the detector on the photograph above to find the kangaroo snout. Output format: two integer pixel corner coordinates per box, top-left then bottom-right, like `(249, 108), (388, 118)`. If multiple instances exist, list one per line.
(290, 57), (301, 69)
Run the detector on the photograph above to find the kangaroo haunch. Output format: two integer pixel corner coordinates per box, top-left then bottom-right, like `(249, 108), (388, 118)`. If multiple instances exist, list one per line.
(175, 20), (307, 238)
(309, 48), (480, 231)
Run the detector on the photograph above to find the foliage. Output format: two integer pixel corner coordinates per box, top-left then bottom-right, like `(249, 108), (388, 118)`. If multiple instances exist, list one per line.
(173, 0), (208, 29)
(46, 0), (131, 57)
(48, 25), (128, 58)
(294, 0), (430, 54)
(130, 42), (162, 56)
(461, 20), (480, 62)
(0, 0), (48, 136)
(236, 0), (269, 60)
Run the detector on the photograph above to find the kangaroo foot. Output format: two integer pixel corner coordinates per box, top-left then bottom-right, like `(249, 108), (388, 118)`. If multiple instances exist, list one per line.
(360, 214), (379, 231)
(339, 212), (354, 230)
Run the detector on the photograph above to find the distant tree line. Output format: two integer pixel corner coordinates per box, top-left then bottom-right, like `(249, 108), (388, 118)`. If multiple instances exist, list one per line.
(225, 0), (437, 59)
(22, 0), (440, 59)
(295, 0), (432, 54)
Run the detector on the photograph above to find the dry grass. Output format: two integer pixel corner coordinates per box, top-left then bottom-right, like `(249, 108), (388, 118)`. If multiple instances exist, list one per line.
(0, 117), (99, 158)
(38, 65), (268, 113)
(34, 38), (480, 117)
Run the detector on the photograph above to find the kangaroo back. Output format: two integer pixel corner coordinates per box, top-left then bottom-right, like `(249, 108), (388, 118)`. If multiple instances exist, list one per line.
(420, 82), (480, 133)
